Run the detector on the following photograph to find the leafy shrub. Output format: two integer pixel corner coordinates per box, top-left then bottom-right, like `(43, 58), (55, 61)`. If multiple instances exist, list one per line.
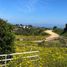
(0, 18), (15, 54)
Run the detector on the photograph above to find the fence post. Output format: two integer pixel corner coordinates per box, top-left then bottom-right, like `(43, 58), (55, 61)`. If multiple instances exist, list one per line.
(0, 51), (39, 67)
(20, 63), (21, 67)
(5, 55), (7, 67)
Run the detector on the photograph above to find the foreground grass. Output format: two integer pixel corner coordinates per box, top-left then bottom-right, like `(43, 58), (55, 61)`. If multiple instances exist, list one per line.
(7, 47), (67, 67)
(7, 35), (67, 67)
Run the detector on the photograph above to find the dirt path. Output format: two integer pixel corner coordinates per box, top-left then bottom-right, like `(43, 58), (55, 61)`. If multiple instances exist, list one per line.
(45, 30), (60, 41)
(32, 30), (60, 42)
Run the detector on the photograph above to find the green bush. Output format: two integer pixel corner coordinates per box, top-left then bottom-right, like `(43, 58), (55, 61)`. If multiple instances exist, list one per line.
(0, 18), (15, 54)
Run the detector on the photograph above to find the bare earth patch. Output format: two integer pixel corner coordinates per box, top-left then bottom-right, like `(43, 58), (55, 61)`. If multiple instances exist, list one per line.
(45, 30), (60, 41)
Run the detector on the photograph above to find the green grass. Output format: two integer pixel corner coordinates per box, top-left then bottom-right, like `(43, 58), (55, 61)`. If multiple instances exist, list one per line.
(7, 35), (67, 67)
(15, 35), (48, 41)
(8, 47), (67, 67)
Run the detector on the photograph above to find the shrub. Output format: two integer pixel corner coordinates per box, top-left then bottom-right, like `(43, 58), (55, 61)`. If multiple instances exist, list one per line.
(0, 18), (15, 54)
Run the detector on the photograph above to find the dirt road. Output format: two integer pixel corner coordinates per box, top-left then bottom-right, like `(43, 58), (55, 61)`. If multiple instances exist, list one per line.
(45, 30), (60, 41)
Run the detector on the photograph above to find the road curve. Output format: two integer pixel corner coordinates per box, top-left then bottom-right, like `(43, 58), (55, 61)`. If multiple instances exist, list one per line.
(45, 30), (60, 41)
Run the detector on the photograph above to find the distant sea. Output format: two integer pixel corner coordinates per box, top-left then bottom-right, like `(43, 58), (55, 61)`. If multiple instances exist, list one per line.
(32, 23), (65, 28)
(12, 22), (65, 28)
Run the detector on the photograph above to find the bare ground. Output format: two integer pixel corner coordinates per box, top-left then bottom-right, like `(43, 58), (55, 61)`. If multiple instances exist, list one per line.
(45, 30), (60, 41)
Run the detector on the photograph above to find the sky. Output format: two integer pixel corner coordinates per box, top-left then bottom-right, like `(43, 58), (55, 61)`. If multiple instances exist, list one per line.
(0, 0), (67, 27)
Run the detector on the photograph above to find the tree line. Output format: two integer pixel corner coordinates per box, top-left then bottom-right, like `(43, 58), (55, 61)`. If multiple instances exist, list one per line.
(13, 24), (48, 36)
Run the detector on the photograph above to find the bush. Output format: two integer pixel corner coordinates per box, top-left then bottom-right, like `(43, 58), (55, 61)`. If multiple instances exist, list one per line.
(0, 18), (15, 54)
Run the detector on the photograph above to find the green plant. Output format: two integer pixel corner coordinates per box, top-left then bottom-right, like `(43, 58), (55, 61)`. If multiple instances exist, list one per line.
(0, 18), (15, 54)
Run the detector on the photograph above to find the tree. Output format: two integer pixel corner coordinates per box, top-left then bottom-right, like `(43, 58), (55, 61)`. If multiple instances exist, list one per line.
(64, 24), (67, 32)
(61, 24), (67, 35)
(53, 26), (57, 30)
(53, 26), (63, 35)
(0, 18), (15, 54)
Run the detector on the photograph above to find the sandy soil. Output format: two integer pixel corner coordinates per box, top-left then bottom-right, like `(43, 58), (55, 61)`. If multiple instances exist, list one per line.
(45, 30), (60, 41)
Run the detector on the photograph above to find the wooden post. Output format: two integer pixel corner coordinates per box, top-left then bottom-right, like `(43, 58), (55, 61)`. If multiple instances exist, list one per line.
(0, 51), (39, 67)
(20, 63), (21, 67)
(5, 55), (7, 67)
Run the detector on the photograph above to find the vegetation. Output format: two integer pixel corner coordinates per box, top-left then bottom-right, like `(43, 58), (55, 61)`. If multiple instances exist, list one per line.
(13, 24), (48, 36)
(61, 24), (67, 37)
(53, 24), (67, 37)
(0, 19), (15, 54)
(63, 24), (67, 33)
(53, 26), (63, 35)
(0, 18), (67, 67)
(7, 33), (67, 67)
(7, 48), (67, 67)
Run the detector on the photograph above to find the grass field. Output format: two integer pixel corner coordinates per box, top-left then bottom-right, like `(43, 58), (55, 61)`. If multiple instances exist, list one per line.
(0, 32), (64, 67)
(6, 35), (67, 67)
